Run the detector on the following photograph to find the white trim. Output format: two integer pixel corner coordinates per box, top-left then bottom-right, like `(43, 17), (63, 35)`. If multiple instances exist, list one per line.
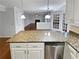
(0, 36), (11, 38)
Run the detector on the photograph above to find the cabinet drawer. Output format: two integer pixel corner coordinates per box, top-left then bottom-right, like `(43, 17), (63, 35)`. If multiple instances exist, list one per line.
(27, 43), (44, 48)
(10, 43), (27, 48)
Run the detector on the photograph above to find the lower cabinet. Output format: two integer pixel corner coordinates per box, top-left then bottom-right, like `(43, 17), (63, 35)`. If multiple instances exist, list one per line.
(11, 49), (27, 59)
(77, 53), (79, 59)
(28, 48), (44, 59)
(63, 43), (77, 59)
(10, 43), (44, 59)
(63, 43), (71, 59)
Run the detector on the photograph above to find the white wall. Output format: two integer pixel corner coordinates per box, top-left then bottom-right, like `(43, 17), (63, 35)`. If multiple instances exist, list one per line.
(0, 7), (24, 37)
(14, 7), (24, 33)
(24, 14), (45, 27)
(0, 8), (15, 36)
(0, 4), (6, 11)
(0, 12), (3, 36)
(4, 8), (15, 36)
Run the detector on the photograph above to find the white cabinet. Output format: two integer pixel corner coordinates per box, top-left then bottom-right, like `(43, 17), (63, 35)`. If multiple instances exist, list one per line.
(63, 43), (77, 59)
(10, 43), (27, 59)
(66, 0), (79, 26)
(27, 43), (44, 59)
(77, 53), (79, 59)
(63, 43), (71, 59)
(10, 43), (44, 59)
(74, 0), (79, 25)
(66, 0), (74, 24)
(28, 48), (44, 59)
(12, 49), (27, 59)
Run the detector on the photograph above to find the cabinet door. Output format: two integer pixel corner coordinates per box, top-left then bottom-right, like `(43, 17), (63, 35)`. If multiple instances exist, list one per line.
(63, 43), (71, 59)
(66, 0), (74, 24)
(68, 44), (77, 59)
(63, 43), (77, 59)
(74, 0), (79, 25)
(28, 48), (44, 59)
(11, 49), (27, 59)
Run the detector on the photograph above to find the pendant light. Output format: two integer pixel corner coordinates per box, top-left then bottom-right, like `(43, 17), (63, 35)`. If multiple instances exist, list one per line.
(21, 0), (26, 19)
(45, 0), (51, 19)
(21, 15), (26, 19)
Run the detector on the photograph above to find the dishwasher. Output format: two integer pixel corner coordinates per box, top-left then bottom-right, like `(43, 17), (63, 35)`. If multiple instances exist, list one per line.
(45, 43), (64, 59)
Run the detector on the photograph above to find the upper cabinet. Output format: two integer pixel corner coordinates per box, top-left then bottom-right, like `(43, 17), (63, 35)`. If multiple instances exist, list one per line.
(65, 0), (74, 24)
(66, 0), (79, 33)
(74, 0), (79, 25)
(66, 0), (79, 26)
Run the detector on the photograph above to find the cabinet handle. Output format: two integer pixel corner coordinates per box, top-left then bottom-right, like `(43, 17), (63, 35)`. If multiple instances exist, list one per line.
(33, 46), (38, 48)
(16, 46), (21, 48)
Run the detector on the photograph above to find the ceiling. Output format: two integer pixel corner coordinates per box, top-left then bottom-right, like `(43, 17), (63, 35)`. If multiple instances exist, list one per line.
(0, 0), (66, 13)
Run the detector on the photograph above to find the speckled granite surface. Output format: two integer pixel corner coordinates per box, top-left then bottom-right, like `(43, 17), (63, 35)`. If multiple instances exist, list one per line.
(7, 30), (79, 52)
(7, 30), (67, 42)
(67, 32), (79, 52)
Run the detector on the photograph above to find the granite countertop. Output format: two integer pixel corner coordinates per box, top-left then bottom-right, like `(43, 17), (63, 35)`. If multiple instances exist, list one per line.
(7, 30), (79, 52)
(67, 32), (79, 52)
(7, 30), (67, 43)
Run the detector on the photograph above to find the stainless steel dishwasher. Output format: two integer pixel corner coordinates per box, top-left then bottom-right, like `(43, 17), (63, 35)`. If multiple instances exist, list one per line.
(45, 43), (64, 59)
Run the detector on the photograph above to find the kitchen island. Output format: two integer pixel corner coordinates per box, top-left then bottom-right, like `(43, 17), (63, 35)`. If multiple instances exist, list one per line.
(7, 30), (79, 59)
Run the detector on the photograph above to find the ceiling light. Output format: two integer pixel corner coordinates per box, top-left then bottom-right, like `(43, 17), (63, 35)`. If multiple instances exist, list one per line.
(21, 15), (26, 19)
(45, 0), (51, 20)
(45, 15), (51, 19)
